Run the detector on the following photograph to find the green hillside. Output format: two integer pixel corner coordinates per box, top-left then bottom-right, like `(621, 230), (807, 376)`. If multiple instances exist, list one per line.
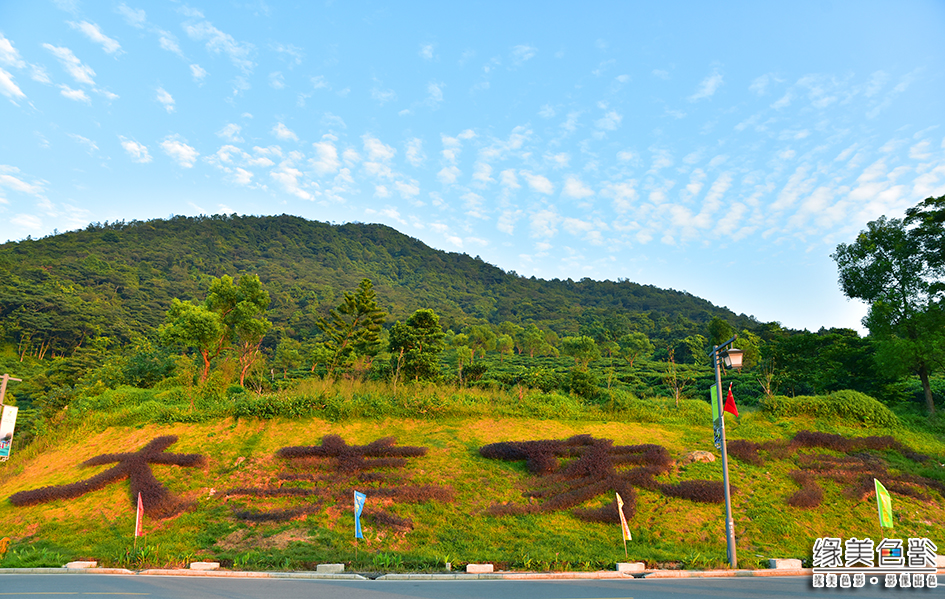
(0, 381), (943, 572)
(0, 213), (755, 355)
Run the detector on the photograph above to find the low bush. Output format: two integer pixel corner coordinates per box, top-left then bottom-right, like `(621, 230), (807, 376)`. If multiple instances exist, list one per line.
(760, 390), (899, 427)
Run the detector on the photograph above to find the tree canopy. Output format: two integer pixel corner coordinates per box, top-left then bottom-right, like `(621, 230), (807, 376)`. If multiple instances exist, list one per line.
(832, 201), (945, 414)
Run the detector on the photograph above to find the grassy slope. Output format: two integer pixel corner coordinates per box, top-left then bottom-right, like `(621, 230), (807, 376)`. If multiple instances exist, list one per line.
(1, 399), (943, 572)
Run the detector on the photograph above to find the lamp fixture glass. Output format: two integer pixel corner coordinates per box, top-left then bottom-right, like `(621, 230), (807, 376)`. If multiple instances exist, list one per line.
(722, 348), (743, 369)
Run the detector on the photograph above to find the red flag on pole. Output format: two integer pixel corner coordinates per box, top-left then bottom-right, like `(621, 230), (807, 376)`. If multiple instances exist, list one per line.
(135, 492), (144, 537)
(723, 383), (739, 417)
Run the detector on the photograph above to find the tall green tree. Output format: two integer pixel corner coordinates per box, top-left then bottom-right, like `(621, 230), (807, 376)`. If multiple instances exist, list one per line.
(619, 332), (654, 368)
(160, 274), (270, 383)
(560, 335), (601, 368)
(832, 211), (945, 414)
(206, 274), (272, 386)
(317, 279), (387, 376)
(388, 308), (445, 381)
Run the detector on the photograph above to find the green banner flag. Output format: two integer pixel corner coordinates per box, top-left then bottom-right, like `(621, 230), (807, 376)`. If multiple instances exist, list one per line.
(874, 478), (893, 528)
(710, 384), (721, 421)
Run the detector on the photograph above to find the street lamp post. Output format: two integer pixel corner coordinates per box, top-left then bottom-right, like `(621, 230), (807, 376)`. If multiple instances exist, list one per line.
(709, 335), (742, 569)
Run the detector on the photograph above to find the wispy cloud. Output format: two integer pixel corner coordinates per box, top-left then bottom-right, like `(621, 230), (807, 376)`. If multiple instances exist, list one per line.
(405, 138), (425, 167)
(58, 84), (90, 103)
(511, 44), (536, 65)
(156, 87), (175, 112)
(419, 43), (434, 60)
(160, 135), (199, 167)
(562, 175), (594, 199)
(426, 82), (444, 108)
(118, 136), (152, 163)
(0, 68), (25, 102)
(0, 34), (25, 69)
(689, 69), (723, 101)
(117, 3), (146, 28)
(190, 64), (207, 83)
(272, 122), (298, 141)
(521, 170), (554, 194)
(43, 44), (96, 86)
(217, 123), (243, 142)
(68, 21), (122, 54)
(183, 20), (255, 73)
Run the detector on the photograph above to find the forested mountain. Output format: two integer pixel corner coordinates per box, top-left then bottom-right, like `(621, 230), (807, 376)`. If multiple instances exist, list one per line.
(0, 214), (757, 357)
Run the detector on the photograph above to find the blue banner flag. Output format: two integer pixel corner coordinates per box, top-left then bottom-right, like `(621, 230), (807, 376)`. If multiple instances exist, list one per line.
(354, 491), (366, 539)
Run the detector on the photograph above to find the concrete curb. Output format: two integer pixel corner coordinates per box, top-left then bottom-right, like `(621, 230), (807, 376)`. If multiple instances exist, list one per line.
(641, 568), (813, 578)
(138, 569), (368, 580)
(0, 567), (939, 580)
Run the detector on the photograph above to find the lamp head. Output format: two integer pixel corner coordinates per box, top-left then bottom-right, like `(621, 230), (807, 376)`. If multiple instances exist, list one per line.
(722, 347), (743, 370)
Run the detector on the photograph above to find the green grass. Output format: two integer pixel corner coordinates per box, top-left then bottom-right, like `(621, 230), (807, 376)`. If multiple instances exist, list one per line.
(0, 379), (943, 572)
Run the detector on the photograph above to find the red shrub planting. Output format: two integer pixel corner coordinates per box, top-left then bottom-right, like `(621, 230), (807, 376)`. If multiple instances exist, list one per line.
(9, 436), (206, 519)
(226, 435), (452, 526)
(480, 435), (724, 525)
(658, 480), (729, 503)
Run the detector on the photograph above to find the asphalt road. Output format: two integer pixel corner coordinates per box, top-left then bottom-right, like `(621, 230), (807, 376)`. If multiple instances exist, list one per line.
(0, 574), (940, 599)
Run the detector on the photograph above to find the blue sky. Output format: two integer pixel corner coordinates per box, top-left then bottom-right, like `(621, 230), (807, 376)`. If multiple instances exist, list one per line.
(1, 1), (944, 333)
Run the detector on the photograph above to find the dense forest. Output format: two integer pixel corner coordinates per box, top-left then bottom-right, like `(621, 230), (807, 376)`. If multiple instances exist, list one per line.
(0, 214), (755, 355)
(0, 209), (941, 441)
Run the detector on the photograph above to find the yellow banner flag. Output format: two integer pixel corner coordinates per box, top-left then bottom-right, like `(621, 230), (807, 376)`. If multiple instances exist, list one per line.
(616, 492), (631, 541)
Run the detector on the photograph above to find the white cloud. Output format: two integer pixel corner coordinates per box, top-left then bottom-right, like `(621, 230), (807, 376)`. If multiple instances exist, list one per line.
(652, 69), (669, 80)
(426, 82), (444, 107)
(437, 166), (460, 185)
(472, 162), (494, 186)
(158, 31), (183, 57)
(311, 138), (341, 175)
(363, 135), (395, 162)
(595, 110), (622, 131)
(405, 138), (425, 167)
(545, 152), (569, 169)
(395, 180), (420, 199)
(511, 44), (536, 65)
(43, 44), (95, 85)
(371, 80), (396, 105)
(190, 64), (207, 83)
(272, 43), (303, 66)
(0, 34), (25, 69)
(118, 136), (152, 163)
(771, 92), (792, 110)
(156, 87), (174, 112)
(500, 169), (520, 190)
(562, 176), (593, 199)
(521, 170), (553, 194)
(749, 73), (779, 96)
(160, 135), (199, 168)
(183, 20), (254, 73)
(689, 69), (723, 101)
(0, 68), (25, 101)
(117, 4), (146, 28)
(539, 104), (555, 118)
(68, 133), (97, 153)
(69, 21), (121, 54)
(419, 44), (434, 60)
(217, 123), (243, 142)
(270, 164), (312, 200)
(602, 181), (638, 212)
(10, 214), (42, 231)
(269, 71), (285, 89)
(272, 122), (298, 141)
(0, 166), (46, 196)
(58, 84), (90, 103)
(29, 64), (49, 84)
(529, 208), (559, 238)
